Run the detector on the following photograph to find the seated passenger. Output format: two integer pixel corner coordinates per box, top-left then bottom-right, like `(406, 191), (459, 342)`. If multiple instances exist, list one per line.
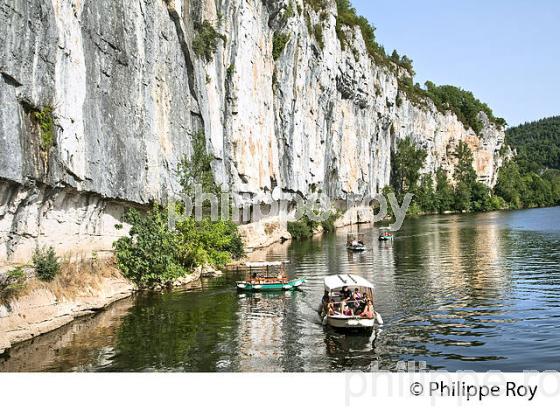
(341, 286), (352, 300)
(360, 300), (375, 319)
(353, 288), (363, 300)
(327, 299), (335, 316)
(342, 303), (354, 316)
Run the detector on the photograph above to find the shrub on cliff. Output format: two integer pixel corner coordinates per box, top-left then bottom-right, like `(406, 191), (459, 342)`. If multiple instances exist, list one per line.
(32, 246), (60, 282)
(272, 33), (290, 60)
(192, 21), (226, 62)
(0, 267), (26, 303)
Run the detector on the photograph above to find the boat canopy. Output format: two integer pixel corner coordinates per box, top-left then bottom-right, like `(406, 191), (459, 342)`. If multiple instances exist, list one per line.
(323, 274), (374, 291)
(245, 261), (287, 268)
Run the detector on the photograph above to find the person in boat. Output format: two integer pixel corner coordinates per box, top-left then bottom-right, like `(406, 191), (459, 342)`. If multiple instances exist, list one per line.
(342, 303), (354, 316)
(327, 299), (336, 316)
(322, 291), (330, 313)
(340, 286), (352, 301)
(360, 300), (375, 319)
(353, 288), (363, 300)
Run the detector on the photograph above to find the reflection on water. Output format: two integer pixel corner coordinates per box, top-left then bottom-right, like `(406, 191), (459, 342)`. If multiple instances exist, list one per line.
(1, 207), (560, 372)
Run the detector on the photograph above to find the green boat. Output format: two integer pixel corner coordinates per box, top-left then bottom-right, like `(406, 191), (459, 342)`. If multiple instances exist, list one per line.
(234, 261), (305, 292)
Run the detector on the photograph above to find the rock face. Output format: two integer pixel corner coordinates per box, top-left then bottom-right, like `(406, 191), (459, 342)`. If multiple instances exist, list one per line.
(0, 0), (505, 262)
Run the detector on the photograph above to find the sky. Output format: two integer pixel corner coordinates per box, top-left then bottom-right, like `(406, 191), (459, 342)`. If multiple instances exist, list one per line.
(352, 0), (560, 126)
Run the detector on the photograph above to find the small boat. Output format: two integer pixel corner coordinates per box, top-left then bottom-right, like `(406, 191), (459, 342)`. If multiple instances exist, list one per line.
(319, 274), (383, 333)
(346, 233), (367, 252)
(378, 230), (394, 241)
(235, 261), (305, 292)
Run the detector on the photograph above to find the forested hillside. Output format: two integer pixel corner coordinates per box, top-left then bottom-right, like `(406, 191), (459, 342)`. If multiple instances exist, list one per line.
(494, 117), (560, 209)
(506, 116), (560, 172)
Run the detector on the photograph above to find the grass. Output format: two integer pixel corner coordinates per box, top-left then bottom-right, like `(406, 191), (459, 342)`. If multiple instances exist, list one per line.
(1, 255), (124, 307)
(33, 106), (55, 151)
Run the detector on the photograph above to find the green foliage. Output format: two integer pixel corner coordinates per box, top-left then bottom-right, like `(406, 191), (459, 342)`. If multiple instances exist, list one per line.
(0, 267), (26, 303)
(335, 0), (387, 67)
(226, 64), (235, 80)
(494, 160), (525, 208)
(434, 168), (454, 213)
(277, 2), (295, 26)
(287, 215), (319, 240)
(115, 130), (244, 287)
(389, 49), (415, 76)
(272, 33), (290, 60)
(495, 116), (560, 210)
(192, 21), (226, 62)
(391, 137), (427, 198)
(114, 207), (187, 287)
(32, 246), (60, 282)
(506, 116), (560, 173)
(320, 210), (342, 233)
(179, 130), (218, 198)
(33, 106), (55, 151)
(114, 208), (245, 287)
(305, 0), (327, 12)
(415, 175), (437, 213)
(453, 141), (477, 187)
(424, 82), (506, 134)
(314, 24), (325, 49)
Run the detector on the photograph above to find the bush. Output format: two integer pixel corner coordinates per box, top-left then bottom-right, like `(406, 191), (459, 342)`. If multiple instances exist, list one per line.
(287, 215), (318, 240)
(192, 21), (226, 62)
(114, 207), (187, 287)
(321, 210), (341, 233)
(272, 33), (290, 60)
(0, 267), (26, 303)
(114, 207), (245, 288)
(32, 246), (60, 281)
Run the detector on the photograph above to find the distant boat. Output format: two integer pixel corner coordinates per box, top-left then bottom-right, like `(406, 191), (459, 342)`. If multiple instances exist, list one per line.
(235, 261), (305, 292)
(319, 274), (383, 333)
(346, 233), (367, 252)
(378, 230), (394, 241)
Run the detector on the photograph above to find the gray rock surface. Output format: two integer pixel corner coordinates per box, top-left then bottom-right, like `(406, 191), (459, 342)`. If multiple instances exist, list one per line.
(0, 0), (505, 262)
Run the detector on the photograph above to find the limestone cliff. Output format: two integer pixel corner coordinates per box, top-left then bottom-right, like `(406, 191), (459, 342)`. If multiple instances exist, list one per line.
(0, 0), (505, 262)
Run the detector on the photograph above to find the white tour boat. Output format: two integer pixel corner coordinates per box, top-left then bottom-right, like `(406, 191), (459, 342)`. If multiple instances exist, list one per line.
(319, 274), (383, 333)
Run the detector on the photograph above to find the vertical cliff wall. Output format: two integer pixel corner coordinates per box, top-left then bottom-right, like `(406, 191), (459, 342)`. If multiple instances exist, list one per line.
(0, 0), (505, 262)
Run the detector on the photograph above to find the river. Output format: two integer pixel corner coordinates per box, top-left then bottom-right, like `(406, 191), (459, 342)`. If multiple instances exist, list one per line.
(1, 207), (559, 372)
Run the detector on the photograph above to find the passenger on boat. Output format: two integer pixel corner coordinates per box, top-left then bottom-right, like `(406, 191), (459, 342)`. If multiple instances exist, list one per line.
(360, 300), (375, 319)
(341, 286), (353, 300)
(341, 302), (354, 316)
(353, 288), (363, 300)
(327, 299), (335, 316)
(322, 291), (330, 312)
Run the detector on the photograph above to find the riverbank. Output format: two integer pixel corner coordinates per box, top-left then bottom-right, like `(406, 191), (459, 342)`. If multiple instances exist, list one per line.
(0, 206), (373, 354)
(0, 255), (210, 355)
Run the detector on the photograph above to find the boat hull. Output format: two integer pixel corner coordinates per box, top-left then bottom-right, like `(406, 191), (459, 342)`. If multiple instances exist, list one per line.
(237, 278), (305, 292)
(347, 245), (367, 252)
(326, 316), (375, 332)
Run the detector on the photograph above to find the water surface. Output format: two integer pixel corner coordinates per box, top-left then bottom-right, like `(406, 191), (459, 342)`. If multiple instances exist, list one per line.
(1, 207), (560, 372)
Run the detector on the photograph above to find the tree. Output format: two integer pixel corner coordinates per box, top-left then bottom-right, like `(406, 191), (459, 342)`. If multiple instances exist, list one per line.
(415, 175), (436, 213)
(434, 168), (454, 213)
(494, 160), (524, 208)
(391, 137), (427, 198)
